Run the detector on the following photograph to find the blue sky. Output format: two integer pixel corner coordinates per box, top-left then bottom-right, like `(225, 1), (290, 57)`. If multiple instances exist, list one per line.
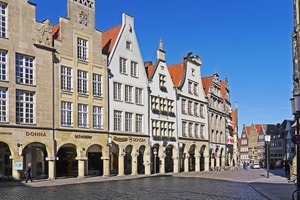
(32, 0), (294, 135)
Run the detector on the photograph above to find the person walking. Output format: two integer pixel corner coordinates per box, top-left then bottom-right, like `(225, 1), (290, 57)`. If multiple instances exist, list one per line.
(284, 161), (290, 176)
(25, 163), (33, 183)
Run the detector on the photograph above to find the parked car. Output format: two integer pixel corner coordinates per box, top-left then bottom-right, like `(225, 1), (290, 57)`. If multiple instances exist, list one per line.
(251, 163), (260, 169)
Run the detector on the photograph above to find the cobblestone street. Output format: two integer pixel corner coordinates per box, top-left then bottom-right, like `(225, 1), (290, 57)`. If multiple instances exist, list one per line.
(0, 169), (293, 200)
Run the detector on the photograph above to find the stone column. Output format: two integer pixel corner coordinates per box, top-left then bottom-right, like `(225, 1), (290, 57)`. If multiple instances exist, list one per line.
(144, 160), (151, 175)
(46, 156), (56, 180)
(102, 155), (110, 177)
(205, 155), (210, 171)
(195, 156), (200, 172)
(184, 154), (190, 172)
(131, 152), (138, 175)
(77, 157), (87, 178)
(11, 156), (23, 180)
(118, 152), (126, 176)
(173, 156), (179, 173)
(160, 155), (166, 174)
(221, 155), (226, 167)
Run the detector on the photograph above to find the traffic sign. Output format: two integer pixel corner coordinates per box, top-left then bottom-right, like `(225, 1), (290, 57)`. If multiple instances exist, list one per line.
(153, 147), (157, 154)
(292, 135), (300, 145)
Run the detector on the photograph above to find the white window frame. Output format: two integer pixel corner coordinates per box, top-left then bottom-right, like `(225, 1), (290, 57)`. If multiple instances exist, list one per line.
(0, 3), (7, 38)
(126, 41), (132, 50)
(0, 50), (7, 81)
(61, 101), (73, 126)
(78, 70), (88, 94)
(78, 104), (88, 128)
(16, 90), (34, 124)
(125, 85), (133, 103)
(77, 38), (88, 61)
(114, 82), (122, 101)
(0, 88), (7, 122)
(61, 66), (73, 92)
(182, 122), (187, 136)
(136, 88), (143, 105)
(16, 54), (34, 85)
(93, 106), (103, 129)
(93, 73), (103, 97)
(114, 110), (122, 131)
(125, 112), (133, 132)
(131, 61), (138, 78)
(119, 57), (127, 74)
(136, 114), (143, 133)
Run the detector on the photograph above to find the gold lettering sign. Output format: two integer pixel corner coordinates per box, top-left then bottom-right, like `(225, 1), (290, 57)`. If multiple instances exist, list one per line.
(113, 136), (146, 143)
(0, 132), (12, 135)
(75, 135), (92, 139)
(26, 132), (46, 137)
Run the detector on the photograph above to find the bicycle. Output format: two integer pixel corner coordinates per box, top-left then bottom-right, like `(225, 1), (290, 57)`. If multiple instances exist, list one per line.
(289, 174), (300, 200)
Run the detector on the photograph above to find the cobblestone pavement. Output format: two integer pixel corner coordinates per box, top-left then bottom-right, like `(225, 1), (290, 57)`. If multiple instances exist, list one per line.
(0, 169), (294, 200)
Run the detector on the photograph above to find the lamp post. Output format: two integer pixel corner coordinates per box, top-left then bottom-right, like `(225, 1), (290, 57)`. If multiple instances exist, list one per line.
(107, 134), (112, 177)
(264, 134), (271, 178)
(290, 96), (300, 200)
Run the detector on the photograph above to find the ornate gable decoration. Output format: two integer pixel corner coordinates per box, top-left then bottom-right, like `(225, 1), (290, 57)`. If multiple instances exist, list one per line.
(78, 11), (88, 26)
(74, 0), (94, 9)
(33, 19), (52, 47)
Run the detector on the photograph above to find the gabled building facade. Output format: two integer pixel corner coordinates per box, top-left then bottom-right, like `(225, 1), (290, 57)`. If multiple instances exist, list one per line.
(52, 0), (109, 178)
(0, 0), (55, 180)
(169, 53), (209, 172)
(248, 124), (261, 164)
(240, 125), (250, 164)
(202, 73), (226, 169)
(145, 41), (178, 174)
(102, 13), (150, 176)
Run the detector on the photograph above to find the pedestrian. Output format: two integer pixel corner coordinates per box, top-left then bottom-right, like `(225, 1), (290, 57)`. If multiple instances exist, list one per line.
(24, 163), (33, 183)
(284, 161), (290, 176)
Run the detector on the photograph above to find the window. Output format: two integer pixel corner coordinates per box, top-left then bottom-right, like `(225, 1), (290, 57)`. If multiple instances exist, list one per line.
(93, 73), (102, 97)
(0, 88), (7, 122)
(188, 123), (193, 137)
(188, 81), (192, 94)
(200, 125), (205, 138)
(61, 66), (72, 92)
(125, 112), (133, 132)
(182, 99), (186, 114)
(194, 83), (198, 95)
(126, 41), (132, 50)
(16, 90), (34, 124)
(78, 70), (88, 94)
(125, 85), (133, 103)
(114, 110), (122, 131)
(120, 57), (127, 74)
(194, 102), (199, 116)
(159, 74), (166, 89)
(0, 50), (7, 81)
(182, 122), (187, 136)
(113, 82), (122, 101)
(16, 54), (34, 85)
(131, 61), (138, 77)
(77, 38), (88, 61)
(200, 104), (204, 118)
(188, 101), (192, 115)
(93, 106), (103, 129)
(0, 3), (6, 38)
(152, 120), (159, 137)
(194, 124), (199, 138)
(61, 101), (73, 126)
(136, 114), (143, 133)
(78, 104), (88, 128)
(136, 88), (143, 105)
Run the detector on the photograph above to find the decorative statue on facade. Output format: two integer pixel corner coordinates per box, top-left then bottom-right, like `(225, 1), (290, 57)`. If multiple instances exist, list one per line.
(34, 19), (52, 46)
(293, 24), (300, 95)
(78, 11), (88, 26)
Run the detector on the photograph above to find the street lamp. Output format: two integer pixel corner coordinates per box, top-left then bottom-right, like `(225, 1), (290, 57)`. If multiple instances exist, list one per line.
(107, 134), (112, 177)
(264, 134), (271, 178)
(290, 96), (300, 200)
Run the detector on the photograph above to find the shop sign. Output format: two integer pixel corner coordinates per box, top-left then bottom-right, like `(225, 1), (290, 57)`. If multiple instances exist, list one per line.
(26, 132), (46, 137)
(0, 132), (12, 135)
(14, 162), (23, 170)
(113, 136), (146, 143)
(75, 135), (92, 139)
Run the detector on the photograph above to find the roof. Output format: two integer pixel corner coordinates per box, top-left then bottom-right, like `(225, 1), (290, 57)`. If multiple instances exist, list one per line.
(52, 23), (60, 41)
(102, 24), (122, 56)
(202, 76), (213, 95)
(231, 109), (237, 133)
(168, 63), (184, 87)
(145, 64), (155, 79)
